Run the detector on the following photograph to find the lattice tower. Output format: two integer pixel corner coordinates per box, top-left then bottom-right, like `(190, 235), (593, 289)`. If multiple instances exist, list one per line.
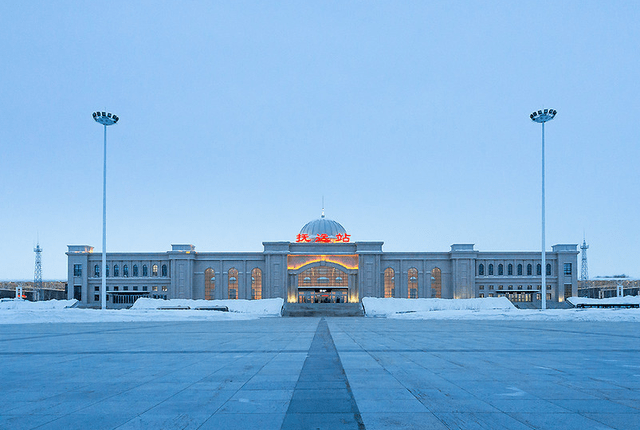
(34, 242), (43, 301)
(580, 238), (589, 281)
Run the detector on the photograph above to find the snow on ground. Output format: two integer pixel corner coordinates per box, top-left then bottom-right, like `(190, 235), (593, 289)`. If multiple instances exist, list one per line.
(0, 298), (283, 325)
(362, 297), (640, 322)
(0, 298), (78, 310)
(131, 297), (284, 315)
(567, 295), (640, 305)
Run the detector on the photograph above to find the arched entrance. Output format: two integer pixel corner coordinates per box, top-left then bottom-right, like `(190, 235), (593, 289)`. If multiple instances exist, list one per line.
(297, 265), (349, 303)
(287, 259), (359, 304)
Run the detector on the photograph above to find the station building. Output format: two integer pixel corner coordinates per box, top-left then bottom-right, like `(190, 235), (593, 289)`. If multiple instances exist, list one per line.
(67, 215), (579, 307)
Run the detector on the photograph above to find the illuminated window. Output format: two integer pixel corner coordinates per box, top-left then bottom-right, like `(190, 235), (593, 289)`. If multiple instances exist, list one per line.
(498, 264), (504, 276)
(133, 265), (138, 277)
(143, 265), (148, 277)
(123, 265), (129, 277)
(408, 268), (418, 298)
(94, 265), (100, 277)
(478, 264), (485, 276)
(205, 268), (215, 300)
(479, 293), (484, 298)
(536, 264), (542, 276)
(162, 264), (167, 277)
(384, 268), (395, 298)
(527, 264), (532, 276)
(252, 268), (262, 300)
(489, 285), (494, 290)
(152, 286), (157, 291)
(488, 264), (494, 275)
(508, 264), (513, 276)
(431, 267), (442, 298)
(152, 265), (158, 276)
(517, 264), (523, 276)
(113, 265), (119, 277)
(162, 286), (167, 292)
(479, 285), (484, 290)
(228, 268), (238, 299)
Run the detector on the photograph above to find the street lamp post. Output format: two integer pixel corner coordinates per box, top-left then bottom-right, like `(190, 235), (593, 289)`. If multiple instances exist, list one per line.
(92, 111), (119, 310)
(530, 108), (556, 310)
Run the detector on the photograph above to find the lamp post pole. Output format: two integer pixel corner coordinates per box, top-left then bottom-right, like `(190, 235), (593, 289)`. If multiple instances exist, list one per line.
(530, 108), (556, 310)
(93, 111), (119, 310)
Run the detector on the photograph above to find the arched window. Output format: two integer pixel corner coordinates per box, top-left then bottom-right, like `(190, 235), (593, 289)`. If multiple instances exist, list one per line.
(228, 268), (238, 299)
(161, 264), (167, 277)
(113, 264), (119, 277)
(508, 264), (513, 276)
(106, 265), (109, 277)
(546, 264), (552, 276)
(143, 265), (148, 277)
(205, 268), (215, 300)
(408, 268), (418, 298)
(384, 268), (395, 298)
(498, 264), (504, 276)
(527, 264), (532, 276)
(152, 264), (158, 276)
(478, 264), (485, 276)
(252, 268), (262, 300)
(133, 265), (139, 277)
(488, 264), (494, 276)
(94, 265), (100, 277)
(518, 264), (523, 276)
(123, 265), (129, 277)
(536, 264), (542, 276)
(431, 267), (442, 298)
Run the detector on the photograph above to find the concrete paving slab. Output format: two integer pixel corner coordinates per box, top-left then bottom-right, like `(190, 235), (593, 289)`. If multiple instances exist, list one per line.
(1, 318), (639, 429)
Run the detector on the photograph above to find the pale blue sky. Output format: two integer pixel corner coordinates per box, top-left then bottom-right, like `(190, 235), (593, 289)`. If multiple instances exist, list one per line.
(1, 1), (638, 280)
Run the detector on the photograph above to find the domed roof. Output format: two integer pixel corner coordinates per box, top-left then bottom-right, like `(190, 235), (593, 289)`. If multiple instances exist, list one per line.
(299, 214), (347, 239)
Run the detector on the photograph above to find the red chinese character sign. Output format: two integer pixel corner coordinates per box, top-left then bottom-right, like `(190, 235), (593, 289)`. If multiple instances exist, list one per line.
(295, 233), (351, 243)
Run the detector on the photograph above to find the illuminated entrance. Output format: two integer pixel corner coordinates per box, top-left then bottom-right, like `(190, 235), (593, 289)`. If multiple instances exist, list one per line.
(287, 255), (359, 303)
(297, 266), (348, 303)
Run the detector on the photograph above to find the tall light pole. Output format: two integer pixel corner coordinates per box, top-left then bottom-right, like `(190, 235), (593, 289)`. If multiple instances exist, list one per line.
(93, 111), (119, 310)
(530, 108), (556, 310)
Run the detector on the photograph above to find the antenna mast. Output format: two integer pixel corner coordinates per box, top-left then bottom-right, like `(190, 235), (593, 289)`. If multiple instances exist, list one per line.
(580, 237), (589, 281)
(34, 242), (43, 301)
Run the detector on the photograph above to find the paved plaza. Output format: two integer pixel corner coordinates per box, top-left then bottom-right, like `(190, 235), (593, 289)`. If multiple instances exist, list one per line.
(1, 317), (639, 429)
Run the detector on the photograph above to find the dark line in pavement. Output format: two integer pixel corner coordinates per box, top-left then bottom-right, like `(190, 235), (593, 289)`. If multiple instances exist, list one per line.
(280, 318), (365, 430)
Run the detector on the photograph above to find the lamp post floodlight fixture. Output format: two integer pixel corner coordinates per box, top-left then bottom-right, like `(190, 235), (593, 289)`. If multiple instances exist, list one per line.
(530, 108), (556, 310)
(93, 111), (119, 310)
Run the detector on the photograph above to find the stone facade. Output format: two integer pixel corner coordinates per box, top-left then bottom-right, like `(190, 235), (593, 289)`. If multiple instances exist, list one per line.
(67, 222), (579, 308)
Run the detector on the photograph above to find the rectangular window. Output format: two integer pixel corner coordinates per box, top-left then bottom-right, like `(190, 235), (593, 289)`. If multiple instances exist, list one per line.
(489, 285), (494, 290)
(479, 293), (485, 298)
(489, 293), (494, 297)
(94, 295), (99, 302)
(152, 286), (158, 291)
(479, 285), (484, 290)
(123, 286), (128, 291)
(114, 286), (119, 291)
(143, 286), (148, 291)
(564, 263), (572, 276)
(564, 283), (572, 299)
(162, 286), (168, 292)
(73, 264), (82, 277)
(133, 286), (138, 291)
(94, 286), (99, 292)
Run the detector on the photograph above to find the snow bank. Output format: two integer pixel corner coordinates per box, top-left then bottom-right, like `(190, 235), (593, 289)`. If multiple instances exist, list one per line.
(362, 297), (515, 317)
(0, 298), (283, 325)
(362, 297), (640, 321)
(567, 296), (640, 306)
(131, 298), (284, 315)
(0, 299), (78, 310)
